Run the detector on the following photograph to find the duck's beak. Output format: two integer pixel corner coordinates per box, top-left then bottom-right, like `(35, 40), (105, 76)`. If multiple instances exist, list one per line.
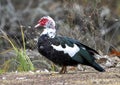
(34, 24), (40, 28)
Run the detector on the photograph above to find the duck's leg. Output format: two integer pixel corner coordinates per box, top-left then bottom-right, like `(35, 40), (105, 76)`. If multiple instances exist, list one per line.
(59, 66), (67, 74)
(59, 66), (64, 74)
(63, 66), (67, 73)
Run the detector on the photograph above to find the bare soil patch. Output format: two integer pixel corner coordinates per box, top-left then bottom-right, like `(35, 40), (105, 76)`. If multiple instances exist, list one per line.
(0, 67), (120, 85)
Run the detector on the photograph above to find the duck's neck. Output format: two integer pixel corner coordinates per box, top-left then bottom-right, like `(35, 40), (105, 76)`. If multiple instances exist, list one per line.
(40, 28), (56, 38)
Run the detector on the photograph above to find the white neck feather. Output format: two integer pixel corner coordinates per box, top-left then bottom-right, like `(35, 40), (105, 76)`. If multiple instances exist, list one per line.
(40, 28), (56, 38)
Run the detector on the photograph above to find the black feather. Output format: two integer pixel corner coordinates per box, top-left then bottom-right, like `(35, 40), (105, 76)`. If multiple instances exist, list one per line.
(37, 34), (105, 72)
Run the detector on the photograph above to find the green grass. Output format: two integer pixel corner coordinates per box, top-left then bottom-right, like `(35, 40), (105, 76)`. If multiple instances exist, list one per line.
(0, 26), (34, 74)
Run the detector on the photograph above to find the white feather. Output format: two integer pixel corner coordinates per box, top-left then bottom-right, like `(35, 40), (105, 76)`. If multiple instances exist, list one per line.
(40, 28), (56, 38)
(51, 44), (80, 57)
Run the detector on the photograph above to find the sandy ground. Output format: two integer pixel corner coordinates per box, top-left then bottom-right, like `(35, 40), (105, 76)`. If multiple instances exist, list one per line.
(0, 67), (120, 85)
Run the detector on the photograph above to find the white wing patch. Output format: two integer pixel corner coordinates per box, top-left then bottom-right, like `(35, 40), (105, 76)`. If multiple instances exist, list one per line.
(51, 44), (80, 57)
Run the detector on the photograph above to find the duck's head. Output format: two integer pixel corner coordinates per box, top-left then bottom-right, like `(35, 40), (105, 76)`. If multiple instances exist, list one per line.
(34, 16), (56, 38)
(34, 16), (55, 29)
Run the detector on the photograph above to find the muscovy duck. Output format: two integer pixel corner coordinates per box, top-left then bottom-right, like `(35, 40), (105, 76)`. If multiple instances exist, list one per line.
(34, 16), (105, 73)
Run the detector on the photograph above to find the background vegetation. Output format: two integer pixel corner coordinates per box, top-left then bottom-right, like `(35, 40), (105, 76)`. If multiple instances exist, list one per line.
(0, 0), (120, 72)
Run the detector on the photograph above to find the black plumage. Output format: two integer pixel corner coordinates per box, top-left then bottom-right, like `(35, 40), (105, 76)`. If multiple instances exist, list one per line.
(37, 34), (105, 73)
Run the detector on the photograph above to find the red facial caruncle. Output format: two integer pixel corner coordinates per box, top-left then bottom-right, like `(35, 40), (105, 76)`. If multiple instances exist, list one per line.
(38, 18), (49, 27)
(34, 16), (55, 29)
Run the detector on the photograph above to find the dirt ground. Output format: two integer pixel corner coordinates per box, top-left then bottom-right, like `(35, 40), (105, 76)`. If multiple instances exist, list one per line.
(0, 67), (120, 85)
